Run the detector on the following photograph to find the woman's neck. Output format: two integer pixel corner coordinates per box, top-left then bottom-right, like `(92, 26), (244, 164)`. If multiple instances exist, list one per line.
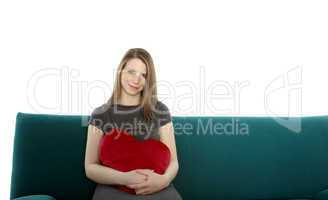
(118, 93), (141, 106)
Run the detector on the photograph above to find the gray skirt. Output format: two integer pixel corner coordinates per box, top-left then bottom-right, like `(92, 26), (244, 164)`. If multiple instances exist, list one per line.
(92, 183), (183, 200)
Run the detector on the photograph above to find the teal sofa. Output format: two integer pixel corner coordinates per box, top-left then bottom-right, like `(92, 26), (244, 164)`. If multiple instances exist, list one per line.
(10, 112), (328, 200)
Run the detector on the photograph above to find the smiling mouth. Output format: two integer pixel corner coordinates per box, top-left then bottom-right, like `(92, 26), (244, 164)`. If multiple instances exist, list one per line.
(128, 83), (140, 90)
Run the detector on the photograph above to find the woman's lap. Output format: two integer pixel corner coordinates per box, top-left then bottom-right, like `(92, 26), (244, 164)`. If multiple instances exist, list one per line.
(92, 183), (183, 200)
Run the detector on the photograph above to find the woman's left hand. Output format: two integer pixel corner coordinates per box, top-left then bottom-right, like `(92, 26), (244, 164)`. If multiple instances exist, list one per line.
(126, 169), (170, 195)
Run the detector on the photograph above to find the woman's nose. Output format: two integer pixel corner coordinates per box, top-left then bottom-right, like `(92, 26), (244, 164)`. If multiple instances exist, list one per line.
(131, 75), (141, 83)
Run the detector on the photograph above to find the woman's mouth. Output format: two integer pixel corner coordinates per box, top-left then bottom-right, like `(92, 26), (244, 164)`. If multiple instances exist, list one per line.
(128, 83), (139, 90)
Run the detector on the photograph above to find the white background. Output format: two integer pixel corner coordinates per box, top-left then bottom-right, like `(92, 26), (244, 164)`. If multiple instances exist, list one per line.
(1, 0), (328, 199)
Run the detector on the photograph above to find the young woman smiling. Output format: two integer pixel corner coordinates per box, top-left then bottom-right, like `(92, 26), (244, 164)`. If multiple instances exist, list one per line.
(84, 48), (183, 200)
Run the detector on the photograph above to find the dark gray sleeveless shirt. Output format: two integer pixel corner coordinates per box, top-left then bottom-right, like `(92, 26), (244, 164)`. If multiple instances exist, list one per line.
(88, 100), (172, 141)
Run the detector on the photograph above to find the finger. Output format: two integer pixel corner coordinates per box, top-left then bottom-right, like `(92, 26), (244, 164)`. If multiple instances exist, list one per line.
(134, 184), (149, 190)
(137, 189), (151, 195)
(127, 182), (149, 189)
(127, 177), (149, 188)
(126, 183), (140, 189)
(142, 191), (152, 195)
(136, 188), (151, 195)
(126, 178), (147, 188)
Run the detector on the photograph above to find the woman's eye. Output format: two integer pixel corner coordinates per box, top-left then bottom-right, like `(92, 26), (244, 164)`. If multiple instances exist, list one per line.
(126, 69), (146, 78)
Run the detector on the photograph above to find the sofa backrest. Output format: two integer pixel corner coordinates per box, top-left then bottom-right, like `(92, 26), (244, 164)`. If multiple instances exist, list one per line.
(11, 113), (328, 200)
(11, 113), (96, 200)
(173, 116), (328, 200)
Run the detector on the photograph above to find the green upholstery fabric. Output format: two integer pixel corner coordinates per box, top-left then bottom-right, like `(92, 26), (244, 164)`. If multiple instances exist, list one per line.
(314, 189), (328, 200)
(13, 194), (56, 200)
(10, 113), (328, 200)
(10, 113), (96, 200)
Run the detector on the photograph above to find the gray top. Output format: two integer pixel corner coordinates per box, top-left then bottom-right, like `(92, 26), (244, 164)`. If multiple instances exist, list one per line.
(88, 100), (172, 141)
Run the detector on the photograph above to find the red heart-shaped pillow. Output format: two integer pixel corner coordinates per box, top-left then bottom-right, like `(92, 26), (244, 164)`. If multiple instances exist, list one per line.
(99, 128), (171, 194)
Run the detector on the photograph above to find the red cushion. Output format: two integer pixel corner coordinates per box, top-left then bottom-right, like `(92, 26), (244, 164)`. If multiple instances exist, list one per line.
(99, 128), (171, 194)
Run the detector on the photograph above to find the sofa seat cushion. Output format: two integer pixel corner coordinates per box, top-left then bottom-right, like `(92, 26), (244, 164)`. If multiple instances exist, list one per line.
(13, 195), (56, 200)
(314, 189), (328, 200)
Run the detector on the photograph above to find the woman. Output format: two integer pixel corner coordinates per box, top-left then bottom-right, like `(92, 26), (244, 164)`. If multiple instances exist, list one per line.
(84, 48), (183, 200)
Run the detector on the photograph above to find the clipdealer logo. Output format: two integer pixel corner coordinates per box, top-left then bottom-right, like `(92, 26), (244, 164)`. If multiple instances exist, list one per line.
(264, 66), (303, 133)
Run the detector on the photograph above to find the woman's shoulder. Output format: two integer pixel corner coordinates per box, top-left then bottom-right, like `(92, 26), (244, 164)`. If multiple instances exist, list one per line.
(155, 100), (170, 112)
(90, 103), (111, 116)
(154, 100), (172, 127)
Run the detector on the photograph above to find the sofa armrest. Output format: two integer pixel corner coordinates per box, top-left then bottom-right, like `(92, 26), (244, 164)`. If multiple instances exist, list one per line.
(13, 195), (56, 200)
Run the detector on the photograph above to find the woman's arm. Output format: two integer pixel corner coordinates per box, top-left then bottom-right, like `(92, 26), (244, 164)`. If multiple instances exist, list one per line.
(159, 121), (180, 184)
(84, 124), (127, 185)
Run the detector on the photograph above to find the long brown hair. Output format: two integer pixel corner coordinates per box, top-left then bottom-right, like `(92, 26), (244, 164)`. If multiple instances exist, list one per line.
(107, 48), (158, 121)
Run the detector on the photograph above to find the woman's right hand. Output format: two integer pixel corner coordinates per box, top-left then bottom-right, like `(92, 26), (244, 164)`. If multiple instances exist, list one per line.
(122, 169), (150, 185)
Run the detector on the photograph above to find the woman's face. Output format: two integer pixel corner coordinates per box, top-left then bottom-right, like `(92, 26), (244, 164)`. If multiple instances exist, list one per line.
(120, 58), (147, 96)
